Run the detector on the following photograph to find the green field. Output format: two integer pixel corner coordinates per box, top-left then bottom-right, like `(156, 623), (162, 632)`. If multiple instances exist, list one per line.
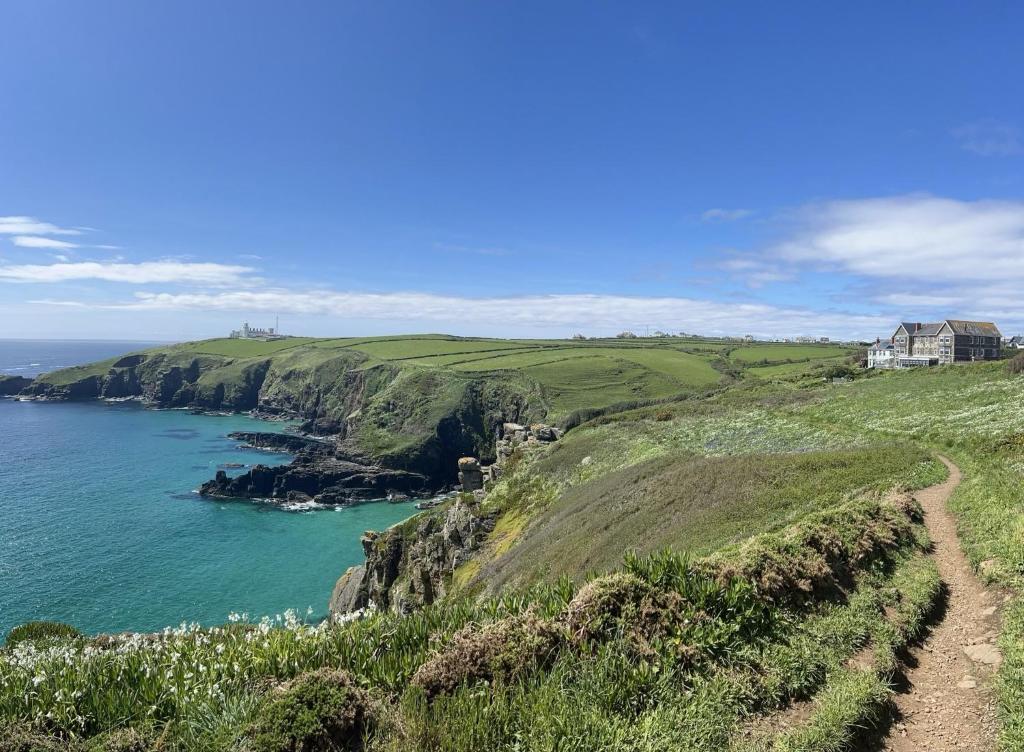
(728, 343), (856, 364)
(33, 335), (858, 427)
(745, 355), (848, 378)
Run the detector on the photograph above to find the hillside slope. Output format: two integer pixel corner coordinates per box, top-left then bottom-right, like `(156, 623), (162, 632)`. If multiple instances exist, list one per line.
(19, 335), (855, 486)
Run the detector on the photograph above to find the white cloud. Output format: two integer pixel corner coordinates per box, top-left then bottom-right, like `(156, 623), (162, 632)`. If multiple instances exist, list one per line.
(12, 235), (80, 249)
(0, 260), (255, 285)
(29, 288), (889, 339)
(0, 216), (82, 236)
(776, 194), (1024, 282)
(702, 208), (753, 222)
(875, 292), (964, 308)
(719, 256), (794, 287)
(952, 120), (1023, 157)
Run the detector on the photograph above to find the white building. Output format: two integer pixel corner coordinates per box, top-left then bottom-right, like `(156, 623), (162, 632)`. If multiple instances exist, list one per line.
(867, 339), (896, 369)
(230, 321), (284, 340)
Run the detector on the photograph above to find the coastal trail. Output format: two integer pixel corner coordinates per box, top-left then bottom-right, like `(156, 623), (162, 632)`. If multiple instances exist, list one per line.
(877, 456), (1001, 751)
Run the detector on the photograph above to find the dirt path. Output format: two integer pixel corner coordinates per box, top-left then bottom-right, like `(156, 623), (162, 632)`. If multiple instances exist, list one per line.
(880, 456), (1001, 751)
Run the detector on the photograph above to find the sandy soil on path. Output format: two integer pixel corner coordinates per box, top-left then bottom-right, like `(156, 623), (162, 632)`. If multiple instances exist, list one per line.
(879, 456), (1001, 751)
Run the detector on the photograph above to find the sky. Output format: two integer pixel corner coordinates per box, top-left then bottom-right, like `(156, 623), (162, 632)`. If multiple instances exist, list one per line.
(1, 1), (1023, 342)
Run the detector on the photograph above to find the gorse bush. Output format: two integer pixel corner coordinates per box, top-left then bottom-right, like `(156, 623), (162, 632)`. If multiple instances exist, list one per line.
(245, 668), (374, 752)
(85, 728), (153, 752)
(412, 611), (564, 699)
(0, 722), (70, 752)
(5, 621), (81, 649)
(1008, 352), (1024, 375)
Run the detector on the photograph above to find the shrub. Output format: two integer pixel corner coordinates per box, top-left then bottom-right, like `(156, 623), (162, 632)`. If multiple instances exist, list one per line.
(5, 621), (81, 648)
(0, 723), (74, 752)
(1008, 352), (1024, 374)
(654, 409), (673, 421)
(562, 572), (653, 642)
(245, 668), (374, 752)
(411, 611), (564, 699)
(85, 729), (152, 752)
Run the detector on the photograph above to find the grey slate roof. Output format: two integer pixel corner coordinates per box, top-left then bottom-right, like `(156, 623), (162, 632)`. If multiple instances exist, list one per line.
(914, 323), (944, 336)
(946, 320), (1002, 337)
(893, 320), (1001, 338)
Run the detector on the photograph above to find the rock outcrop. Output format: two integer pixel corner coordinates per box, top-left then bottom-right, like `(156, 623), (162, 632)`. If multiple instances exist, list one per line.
(199, 456), (430, 504)
(329, 498), (496, 615)
(227, 431), (333, 454)
(457, 457), (484, 492)
(0, 375), (32, 396)
(24, 343), (546, 503)
(328, 423), (563, 616)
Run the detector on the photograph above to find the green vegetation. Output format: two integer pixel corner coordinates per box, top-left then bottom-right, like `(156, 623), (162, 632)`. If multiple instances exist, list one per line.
(728, 344), (856, 365)
(4, 621), (81, 648)
(0, 490), (933, 751)
(471, 446), (941, 592)
(17, 335), (1024, 748)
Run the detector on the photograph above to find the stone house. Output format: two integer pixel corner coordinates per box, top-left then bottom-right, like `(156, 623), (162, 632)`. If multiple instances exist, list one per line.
(890, 320), (1002, 367)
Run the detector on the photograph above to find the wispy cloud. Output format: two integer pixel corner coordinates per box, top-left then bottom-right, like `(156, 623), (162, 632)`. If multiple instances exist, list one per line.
(12, 235), (80, 250)
(701, 208), (753, 222)
(30, 289), (888, 339)
(719, 256), (793, 287)
(0, 260), (255, 285)
(0, 216), (82, 236)
(952, 119), (1023, 157)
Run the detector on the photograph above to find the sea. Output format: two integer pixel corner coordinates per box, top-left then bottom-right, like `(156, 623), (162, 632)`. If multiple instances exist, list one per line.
(0, 340), (418, 636)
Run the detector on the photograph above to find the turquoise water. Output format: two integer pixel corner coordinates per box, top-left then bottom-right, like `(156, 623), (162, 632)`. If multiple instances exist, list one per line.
(0, 399), (417, 636)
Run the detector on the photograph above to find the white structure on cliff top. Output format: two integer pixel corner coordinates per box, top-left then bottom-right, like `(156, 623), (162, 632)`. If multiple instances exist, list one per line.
(230, 319), (284, 340)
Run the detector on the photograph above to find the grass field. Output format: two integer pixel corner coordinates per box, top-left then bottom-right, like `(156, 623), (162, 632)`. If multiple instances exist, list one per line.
(34, 335), (857, 425)
(745, 355), (848, 378)
(728, 344), (857, 364)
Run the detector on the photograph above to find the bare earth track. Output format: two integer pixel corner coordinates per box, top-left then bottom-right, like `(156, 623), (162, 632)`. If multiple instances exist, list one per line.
(880, 456), (1001, 751)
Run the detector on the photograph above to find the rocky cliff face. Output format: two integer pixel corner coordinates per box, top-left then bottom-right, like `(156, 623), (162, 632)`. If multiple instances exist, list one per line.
(0, 375), (32, 396)
(23, 345), (546, 500)
(329, 498), (496, 615)
(327, 422), (563, 616)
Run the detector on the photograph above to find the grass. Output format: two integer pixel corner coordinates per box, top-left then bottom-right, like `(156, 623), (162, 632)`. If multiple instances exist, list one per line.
(166, 337), (320, 357)
(0, 488), (934, 752)
(473, 445), (942, 592)
(745, 357), (848, 379)
(728, 345), (856, 365)
(22, 337), (1024, 748)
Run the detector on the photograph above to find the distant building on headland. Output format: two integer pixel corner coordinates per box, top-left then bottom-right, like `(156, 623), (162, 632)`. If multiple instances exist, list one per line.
(230, 320), (286, 340)
(868, 319), (1002, 369)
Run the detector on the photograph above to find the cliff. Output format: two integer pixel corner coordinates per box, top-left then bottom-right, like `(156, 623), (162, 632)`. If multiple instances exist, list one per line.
(0, 375), (32, 395)
(328, 498), (496, 614)
(21, 340), (546, 495)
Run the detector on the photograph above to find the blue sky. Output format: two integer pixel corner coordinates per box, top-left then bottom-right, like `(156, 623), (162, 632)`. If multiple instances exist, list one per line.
(2, 1), (1023, 341)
